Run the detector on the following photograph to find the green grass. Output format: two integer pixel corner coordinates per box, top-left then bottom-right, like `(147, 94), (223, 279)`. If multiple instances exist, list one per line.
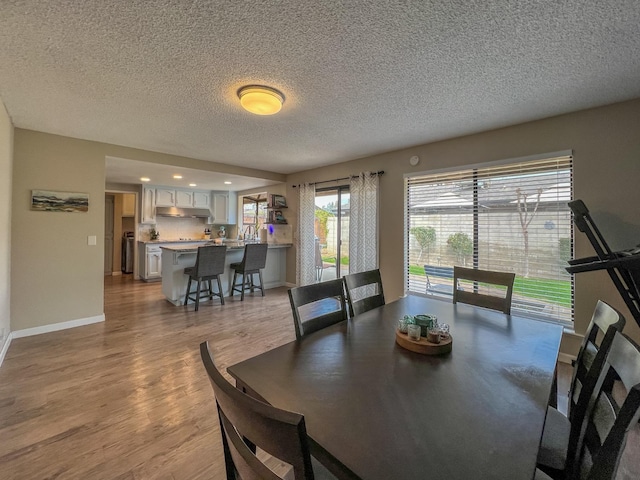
(322, 256), (350, 266)
(409, 264), (572, 307)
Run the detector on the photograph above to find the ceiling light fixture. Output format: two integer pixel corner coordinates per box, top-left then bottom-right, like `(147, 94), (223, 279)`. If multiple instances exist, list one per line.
(224, 181), (232, 185)
(189, 183), (197, 187)
(238, 85), (284, 115)
(140, 177), (150, 182)
(173, 174), (183, 179)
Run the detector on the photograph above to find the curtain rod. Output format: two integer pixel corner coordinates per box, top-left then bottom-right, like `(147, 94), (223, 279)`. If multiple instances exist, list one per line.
(292, 170), (384, 188)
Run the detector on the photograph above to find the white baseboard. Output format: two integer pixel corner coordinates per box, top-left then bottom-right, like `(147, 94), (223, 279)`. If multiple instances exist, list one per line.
(558, 352), (576, 365)
(0, 332), (12, 369)
(11, 314), (105, 339)
(112, 271), (122, 276)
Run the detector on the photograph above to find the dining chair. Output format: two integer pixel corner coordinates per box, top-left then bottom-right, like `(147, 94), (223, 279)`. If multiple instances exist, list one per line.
(452, 266), (516, 314)
(199, 342), (336, 480)
(230, 243), (268, 300)
(536, 330), (640, 480)
(315, 239), (335, 282)
(565, 300), (626, 418)
(344, 269), (385, 317)
(538, 301), (626, 474)
(288, 278), (349, 340)
(183, 245), (227, 311)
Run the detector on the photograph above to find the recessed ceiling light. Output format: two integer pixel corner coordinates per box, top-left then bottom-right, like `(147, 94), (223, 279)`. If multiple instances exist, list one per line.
(140, 177), (150, 182)
(189, 183), (197, 187)
(238, 85), (284, 115)
(224, 181), (232, 185)
(173, 174), (183, 179)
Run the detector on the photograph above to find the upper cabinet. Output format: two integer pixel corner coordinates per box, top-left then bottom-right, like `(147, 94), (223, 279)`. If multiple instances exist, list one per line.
(175, 190), (194, 208)
(122, 194), (136, 217)
(140, 186), (227, 224)
(155, 188), (177, 207)
(141, 186), (156, 224)
(193, 191), (210, 208)
(212, 191), (237, 225)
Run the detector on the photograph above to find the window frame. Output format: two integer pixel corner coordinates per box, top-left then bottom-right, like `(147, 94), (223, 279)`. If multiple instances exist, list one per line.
(404, 151), (574, 326)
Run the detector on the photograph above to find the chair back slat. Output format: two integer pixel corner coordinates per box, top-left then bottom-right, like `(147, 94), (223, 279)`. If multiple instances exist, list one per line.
(200, 342), (315, 479)
(219, 411), (282, 480)
(344, 269), (385, 317)
(288, 278), (348, 339)
(565, 332), (640, 480)
(569, 300), (625, 420)
(453, 266), (515, 314)
(194, 245), (227, 277)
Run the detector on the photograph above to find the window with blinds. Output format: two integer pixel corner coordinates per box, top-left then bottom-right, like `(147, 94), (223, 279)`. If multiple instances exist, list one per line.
(406, 155), (574, 325)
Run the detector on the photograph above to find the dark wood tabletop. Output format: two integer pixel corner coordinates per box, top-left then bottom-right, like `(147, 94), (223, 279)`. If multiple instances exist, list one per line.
(227, 295), (563, 480)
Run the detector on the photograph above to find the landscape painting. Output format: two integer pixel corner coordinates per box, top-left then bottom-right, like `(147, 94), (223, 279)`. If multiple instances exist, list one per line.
(31, 190), (89, 212)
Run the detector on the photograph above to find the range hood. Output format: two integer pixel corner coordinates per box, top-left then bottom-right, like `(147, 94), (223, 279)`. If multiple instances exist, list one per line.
(155, 206), (211, 218)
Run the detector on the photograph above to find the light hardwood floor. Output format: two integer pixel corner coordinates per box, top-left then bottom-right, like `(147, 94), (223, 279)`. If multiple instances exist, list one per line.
(1, 276), (636, 479)
(0, 275), (297, 479)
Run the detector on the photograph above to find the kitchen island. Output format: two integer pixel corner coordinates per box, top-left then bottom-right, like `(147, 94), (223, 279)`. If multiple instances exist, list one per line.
(160, 242), (290, 306)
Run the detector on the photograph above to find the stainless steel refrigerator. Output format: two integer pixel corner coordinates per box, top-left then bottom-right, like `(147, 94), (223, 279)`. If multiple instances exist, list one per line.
(122, 232), (134, 273)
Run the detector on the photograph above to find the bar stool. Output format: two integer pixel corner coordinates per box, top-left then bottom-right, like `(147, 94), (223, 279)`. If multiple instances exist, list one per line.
(230, 243), (268, 300)
(184, 245), (227, 311)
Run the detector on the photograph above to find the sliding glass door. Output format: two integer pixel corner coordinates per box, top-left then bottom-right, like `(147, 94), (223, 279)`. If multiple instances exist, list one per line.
(315, 187), (350, 280)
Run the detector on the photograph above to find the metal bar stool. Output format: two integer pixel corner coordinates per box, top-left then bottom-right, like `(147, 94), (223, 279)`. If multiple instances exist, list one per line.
(184, 245), (227, 311)
(230, 243), (268, 300)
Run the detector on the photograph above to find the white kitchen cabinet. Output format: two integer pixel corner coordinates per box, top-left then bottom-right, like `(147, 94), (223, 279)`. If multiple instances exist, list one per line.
(155, 188), (177, 207)
(175, 190), (193, 207)
(141, 186), (156, 224)
(144, 245), (162, 280)
(212, 191), (237, 224)
(193, 191), (210, 208)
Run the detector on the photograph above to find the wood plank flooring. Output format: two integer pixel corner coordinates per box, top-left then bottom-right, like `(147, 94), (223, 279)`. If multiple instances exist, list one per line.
(0, 275), (637, 479)
(0, 275), (297, 479)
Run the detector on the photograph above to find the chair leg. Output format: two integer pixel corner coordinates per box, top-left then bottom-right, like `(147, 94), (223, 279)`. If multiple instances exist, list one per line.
(258, 270), (265, 296)
(216, 275), (225, 305)
(195, 279), (202, 311)
(184, 277), (192, 306)
(241, 274), (246, 301)
(231, 271), (238, 297)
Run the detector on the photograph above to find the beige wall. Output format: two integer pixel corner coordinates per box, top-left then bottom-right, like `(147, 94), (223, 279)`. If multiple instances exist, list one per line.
(285, 99), (640, 355)
(11, 129), (286, 331)
(0, 99), (12, 351)
(12, 130), (106, 330)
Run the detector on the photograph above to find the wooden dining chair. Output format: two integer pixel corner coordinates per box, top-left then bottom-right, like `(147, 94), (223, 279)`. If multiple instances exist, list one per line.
(538, 301), (626, 475)
(199, 342), (335, 480)
(344, 269), (385, 317)
(452, 266), (516, 314)
(536, 330), (640, 480)
(288, 278), (349, 339)
(183, 245), (227, 310)
(566, 300), (626, 418)
(230, 243), (268, 300)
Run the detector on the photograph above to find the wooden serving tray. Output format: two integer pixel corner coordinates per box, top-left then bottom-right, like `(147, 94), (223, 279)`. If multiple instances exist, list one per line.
(395, 330), (452, 355)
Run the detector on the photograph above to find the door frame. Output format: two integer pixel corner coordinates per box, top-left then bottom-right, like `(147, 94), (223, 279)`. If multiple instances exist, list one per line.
(105, 189), (140, 279)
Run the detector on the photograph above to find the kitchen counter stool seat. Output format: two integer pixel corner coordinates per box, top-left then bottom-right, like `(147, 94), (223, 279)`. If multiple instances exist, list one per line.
(230, 243), (268, 301)
(184, 245), (227, 311)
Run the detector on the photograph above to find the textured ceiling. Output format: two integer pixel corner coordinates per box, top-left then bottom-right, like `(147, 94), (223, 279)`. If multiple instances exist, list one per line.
(1, 0), (640, 177)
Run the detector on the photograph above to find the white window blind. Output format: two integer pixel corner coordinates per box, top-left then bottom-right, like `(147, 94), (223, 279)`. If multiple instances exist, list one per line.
(406, 155), (574, 325)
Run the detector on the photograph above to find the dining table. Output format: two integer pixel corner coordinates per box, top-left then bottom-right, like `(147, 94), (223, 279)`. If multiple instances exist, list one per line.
(227, 294), (563, 480)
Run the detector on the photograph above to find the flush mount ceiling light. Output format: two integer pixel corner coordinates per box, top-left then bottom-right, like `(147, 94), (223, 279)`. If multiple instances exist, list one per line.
(173, 174), (183, 179)
(238, 85), (284, 115)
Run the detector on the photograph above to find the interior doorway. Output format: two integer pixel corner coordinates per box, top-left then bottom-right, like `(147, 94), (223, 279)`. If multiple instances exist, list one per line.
(104, 191), (138, 278)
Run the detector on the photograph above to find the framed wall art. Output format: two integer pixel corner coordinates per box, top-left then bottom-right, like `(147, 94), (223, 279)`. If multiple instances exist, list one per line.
(31, 190), (89, 212)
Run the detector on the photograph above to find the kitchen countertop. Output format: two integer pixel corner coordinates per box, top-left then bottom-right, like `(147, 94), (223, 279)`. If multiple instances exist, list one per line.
(159, 242), (291, 252)
(138, 239), (211, 244)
